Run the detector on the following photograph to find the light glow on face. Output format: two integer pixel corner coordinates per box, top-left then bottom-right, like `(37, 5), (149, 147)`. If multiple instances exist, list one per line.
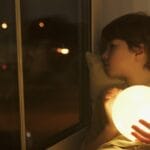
(112, 85), (150, 141)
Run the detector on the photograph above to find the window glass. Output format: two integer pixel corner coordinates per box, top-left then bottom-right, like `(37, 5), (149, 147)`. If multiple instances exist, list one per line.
(0, 0), (21, 149)
(21, 0), (90, 149)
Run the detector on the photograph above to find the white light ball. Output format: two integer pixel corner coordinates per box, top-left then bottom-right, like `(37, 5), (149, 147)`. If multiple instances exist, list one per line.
(112, 85), (150, 141)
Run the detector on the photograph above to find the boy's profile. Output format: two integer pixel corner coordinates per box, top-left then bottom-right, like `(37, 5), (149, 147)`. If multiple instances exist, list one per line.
(82, 12), (150, 150)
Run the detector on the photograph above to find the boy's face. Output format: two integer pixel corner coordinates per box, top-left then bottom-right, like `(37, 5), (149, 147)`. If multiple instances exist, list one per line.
(101, 39), (136, 79)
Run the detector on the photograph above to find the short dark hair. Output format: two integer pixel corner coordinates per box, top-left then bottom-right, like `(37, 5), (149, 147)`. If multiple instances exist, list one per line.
(100, 12), (150, 69)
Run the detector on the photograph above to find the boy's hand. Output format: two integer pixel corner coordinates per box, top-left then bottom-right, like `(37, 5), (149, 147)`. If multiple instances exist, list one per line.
(104, 88), (122, 127)
(131, 119), (150, 144)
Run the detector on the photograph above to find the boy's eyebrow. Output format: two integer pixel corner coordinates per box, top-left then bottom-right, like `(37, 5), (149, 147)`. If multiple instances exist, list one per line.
(108, 43), (117, 48)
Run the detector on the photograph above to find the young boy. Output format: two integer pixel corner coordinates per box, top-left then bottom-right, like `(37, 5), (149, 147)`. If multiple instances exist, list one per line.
(83, 12), (150, 150)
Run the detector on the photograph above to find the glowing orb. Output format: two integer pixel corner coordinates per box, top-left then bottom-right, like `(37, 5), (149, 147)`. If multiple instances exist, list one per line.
(112, 85), (150, 141)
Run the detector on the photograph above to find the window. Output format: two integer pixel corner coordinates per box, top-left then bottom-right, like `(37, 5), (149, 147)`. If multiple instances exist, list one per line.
(0, 0), (91, 149)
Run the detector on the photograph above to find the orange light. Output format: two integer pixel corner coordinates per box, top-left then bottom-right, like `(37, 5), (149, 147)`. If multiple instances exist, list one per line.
(56, 48), (69, 55)
(1, 64), (8, 70)
(38, 21), (45, 28)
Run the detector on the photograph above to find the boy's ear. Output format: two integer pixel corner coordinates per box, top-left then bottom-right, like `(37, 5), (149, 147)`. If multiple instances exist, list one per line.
(134, 44), (145, 56)
(134, 44), (147, 62)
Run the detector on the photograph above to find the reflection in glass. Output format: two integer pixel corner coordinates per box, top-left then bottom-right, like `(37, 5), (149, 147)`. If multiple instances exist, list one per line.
(21, 0), (89, 149)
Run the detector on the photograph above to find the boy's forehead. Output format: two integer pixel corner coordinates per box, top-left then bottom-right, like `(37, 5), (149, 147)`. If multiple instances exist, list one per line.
(109, 39), (124, 44)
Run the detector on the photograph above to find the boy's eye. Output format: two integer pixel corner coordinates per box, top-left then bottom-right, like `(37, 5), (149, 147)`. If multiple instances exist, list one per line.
(109, 44), (117, 50)
(106, 43), (118, 55)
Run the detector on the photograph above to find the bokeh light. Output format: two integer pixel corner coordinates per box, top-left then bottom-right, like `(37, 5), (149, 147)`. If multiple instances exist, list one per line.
(38, 21), (45, 28)
(1, 22), (8, 29)
(56, 48), (70, 55)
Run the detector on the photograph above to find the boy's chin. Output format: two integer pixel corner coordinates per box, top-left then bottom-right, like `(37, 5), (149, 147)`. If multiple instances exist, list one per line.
(106, 72), (122, 80)
(104, 70), (114, 78)
(103, 68), (123, 79)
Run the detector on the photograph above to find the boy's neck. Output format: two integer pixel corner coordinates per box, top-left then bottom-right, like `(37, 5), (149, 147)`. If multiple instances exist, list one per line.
(127, 77), (150, 86)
